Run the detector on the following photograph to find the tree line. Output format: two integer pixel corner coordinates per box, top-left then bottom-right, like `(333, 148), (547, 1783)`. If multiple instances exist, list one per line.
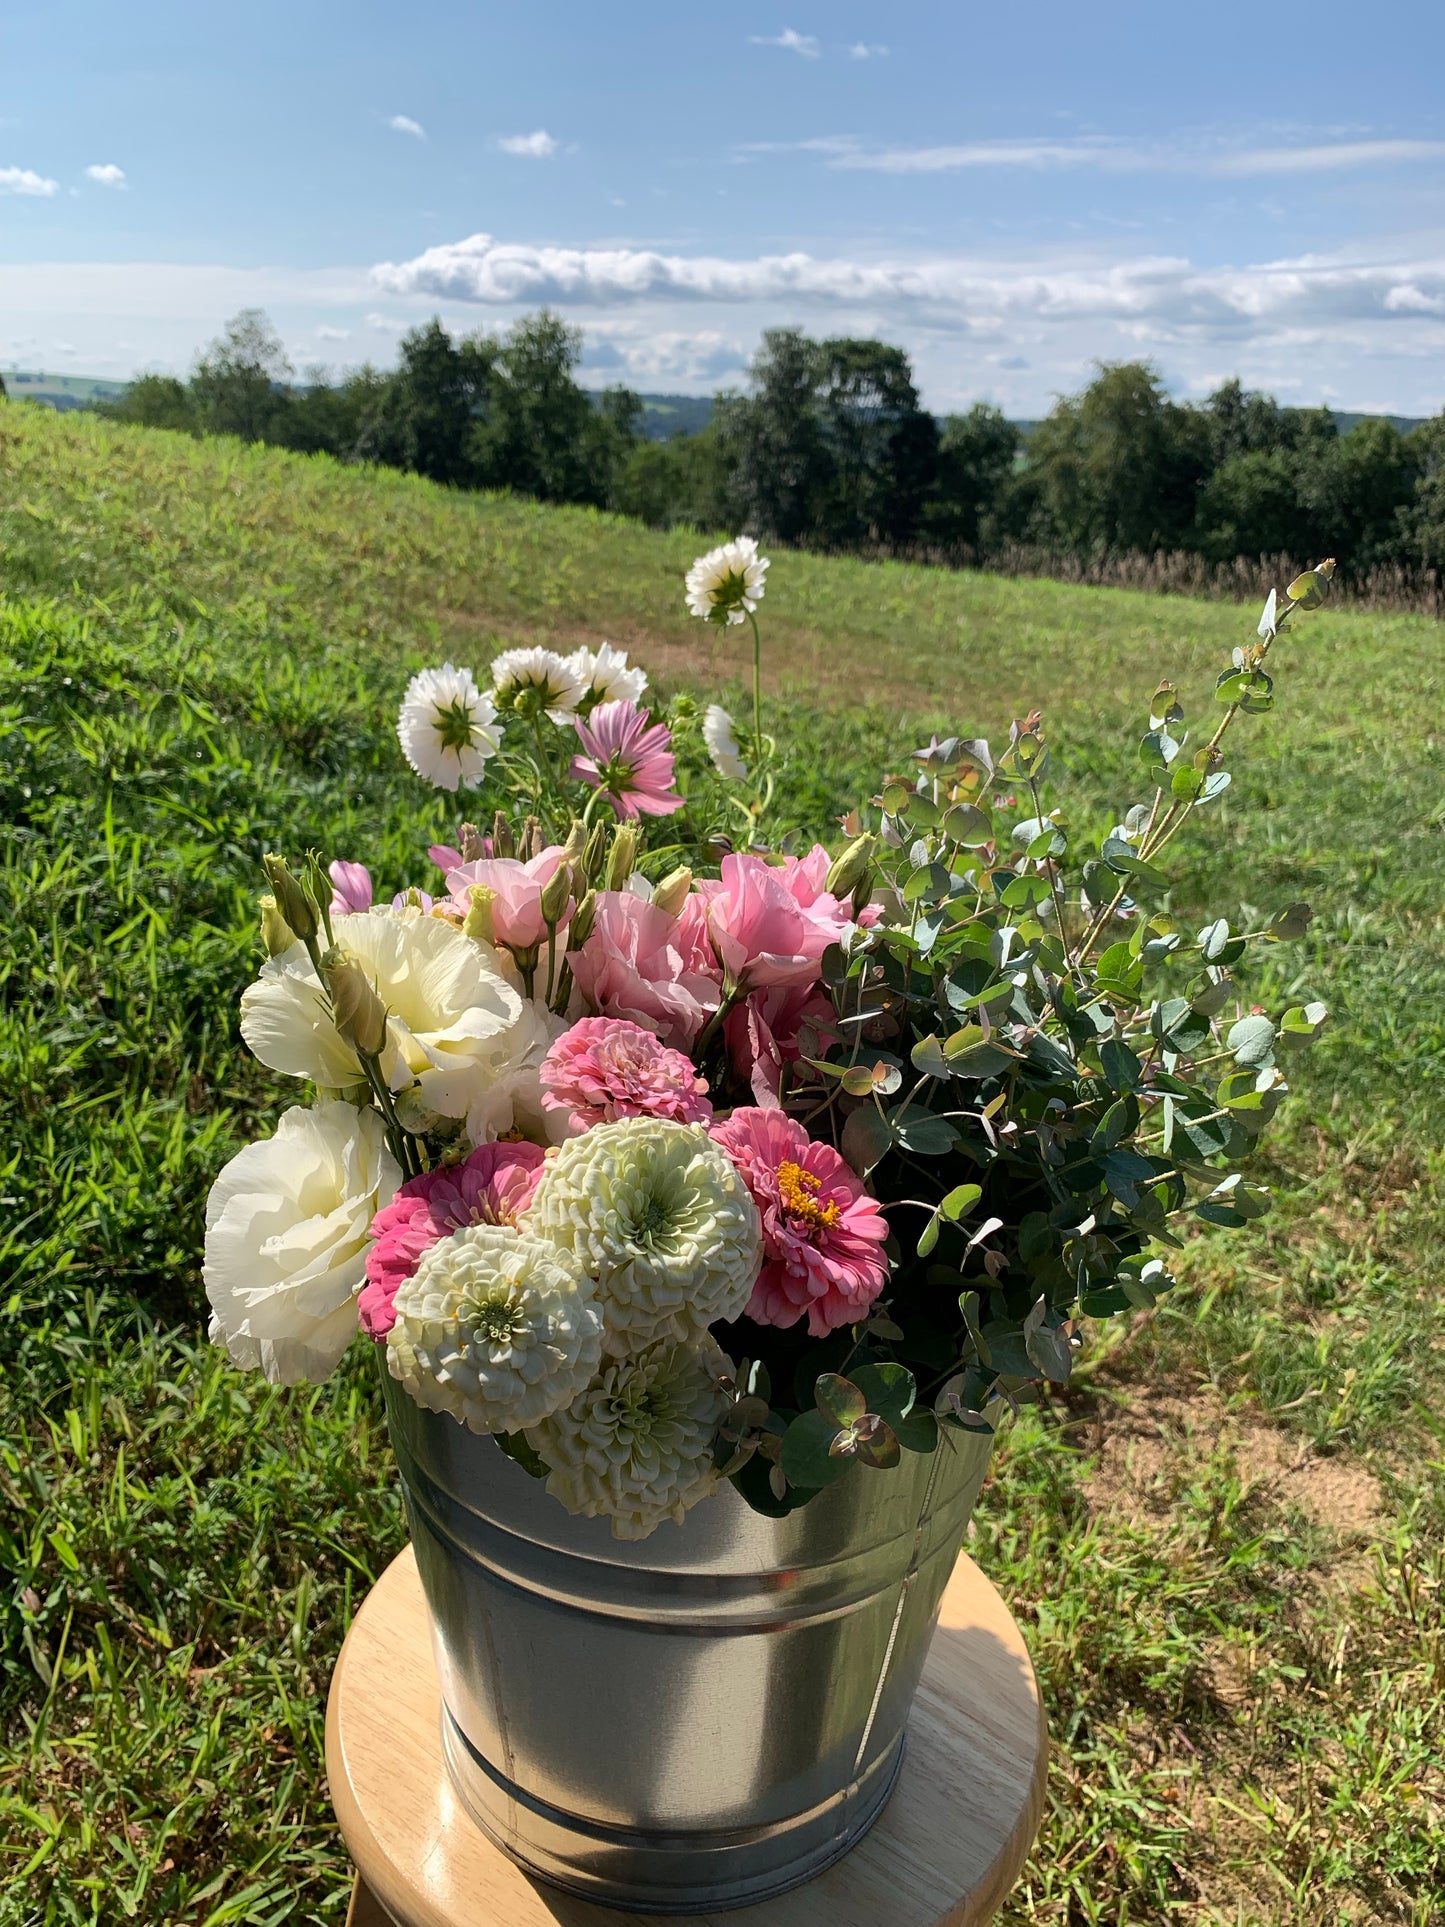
(94, 309), (1445, 584)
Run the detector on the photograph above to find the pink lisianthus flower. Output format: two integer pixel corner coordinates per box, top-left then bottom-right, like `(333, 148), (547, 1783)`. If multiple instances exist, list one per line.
(445, 848), (568, 953)
(570, 701), (684, 821)
(329, 860), (374, 916)
(358, 1140), (546, 1339)
(725, 983), (839, 1107)
(710, 1108), (889, 1336)
(701, 849), (860, 992)
(541, 1016), (713, 1132)
(568, 892), (722, 1052)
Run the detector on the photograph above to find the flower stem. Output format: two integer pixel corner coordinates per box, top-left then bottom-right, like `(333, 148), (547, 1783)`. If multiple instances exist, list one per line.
(747, 611), (765, 772)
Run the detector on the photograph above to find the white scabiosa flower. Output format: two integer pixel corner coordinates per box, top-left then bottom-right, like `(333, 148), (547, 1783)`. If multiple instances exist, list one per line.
(386, 1223), (603, 1433)
(684, 536), (769, 626)
(528, 1117), (762, 1355)
(702, 704), (749, 781)
(566, 641), (648, 713)
(205, 1101), (400, 1384)
(240, 910), (523, 1119)
(397, 663), (502, 792)
(527, 1337), (732, 1539)
(491, 647), (586, 726)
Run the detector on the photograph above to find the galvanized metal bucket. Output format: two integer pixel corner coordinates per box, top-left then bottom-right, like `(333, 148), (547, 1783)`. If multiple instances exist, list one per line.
(382, 1368), (994, 1913)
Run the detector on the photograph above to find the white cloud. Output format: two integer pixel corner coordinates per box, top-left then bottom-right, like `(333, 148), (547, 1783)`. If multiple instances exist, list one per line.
(847, 42), (888, 58)
(494, 130), (558, 158)
(824, 134), (1445, 176)
(85, 163), (127, 188)
(0, 166), (58, 196)
(364, 311), (408, 332)
(749, 28), (820, 56)
(388, 115), (426, 140)
(316, 324), (352, 339)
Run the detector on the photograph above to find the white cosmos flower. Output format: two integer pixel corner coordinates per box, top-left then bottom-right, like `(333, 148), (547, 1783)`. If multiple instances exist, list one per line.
(205, 1100), (399, 1385)
(527, 1337), (733, 1539)
(565, 641), (648, 711)
(528, 1117), (762, 1356)
(684, 536), (769, 626)
(491, 647), (586, 726)
(386, 1224), (603, 1433)
(397, 663), (502, 792)
(702, 704), (748, 781)
(240, 909), (524, 1119)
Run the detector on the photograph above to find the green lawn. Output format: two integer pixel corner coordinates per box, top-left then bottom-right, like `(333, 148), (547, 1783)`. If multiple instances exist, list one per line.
(2, 406), (1443, 1926)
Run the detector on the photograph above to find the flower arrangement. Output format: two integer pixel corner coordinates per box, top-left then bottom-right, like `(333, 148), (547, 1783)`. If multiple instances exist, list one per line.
(206, 542), (1336, 1537)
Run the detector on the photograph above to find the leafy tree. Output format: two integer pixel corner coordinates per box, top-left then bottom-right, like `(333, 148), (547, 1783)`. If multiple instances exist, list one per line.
(811, 338), (937, 546)
(1400, 413), (1445, 571)
(472, 311), (638, 506)
(1197, 419), (1416, 567)
(1027, 362), (1209, 553)
(612, 424), (729, 530)
(353, 320), (491, 486)
(924, 404), (1019, 548)
(190, 309), (294, 442)
(278, 366), (391, 459)
(715, 329), (829, 543)
(94, 375), (199, 435)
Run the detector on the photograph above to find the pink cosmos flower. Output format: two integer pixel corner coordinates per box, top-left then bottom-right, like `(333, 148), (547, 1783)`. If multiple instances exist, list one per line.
(725, 983), (839, 1107)
(445, 848), (568, 953)
(358, 1140), (546, 1338)
(710, 1108), (889, 1336)
(570, 701), (684, 820)
(329, 860), (374, 916)
(568, 891), (722, 1052)
(701, 849), (859, 991)
(430, 843), (463, 874)
(541, 1016), (713, 1132)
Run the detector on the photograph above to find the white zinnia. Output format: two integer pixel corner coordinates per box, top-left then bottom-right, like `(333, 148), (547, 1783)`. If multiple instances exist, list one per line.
(491, 646), (586, 725)
(397, 663), (502, 792)
(528, 1117), (762, 1356)
(240, 909), (524, 1119)
(527, 1337), (732, 1539)
(566, 641), (648, 711)
(205, 1101), (399, 1385)
(386, 1224), (603, 1433)
(684, 536), (769, 625)
(702, 704), (748, 781)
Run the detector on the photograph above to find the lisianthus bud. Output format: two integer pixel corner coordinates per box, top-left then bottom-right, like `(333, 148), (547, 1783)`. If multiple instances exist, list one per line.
(582, 821), (608, 886)
(604, 824), (640, 891)
(491, 812), (516, 860)
(263, 854), (318, 944)
(464, 884), (498, 946)
(259, 893), (294, 957)
(561, 818), (588, 867)
(540, 860), (574, 926)
(826, 833), (878, 900)
(569, 889), (597, 949)
(521, 815), (545, 862)
(323, 950), (389, 1059)
(652, 866), (693, 916)
(459, 821), (488, 861)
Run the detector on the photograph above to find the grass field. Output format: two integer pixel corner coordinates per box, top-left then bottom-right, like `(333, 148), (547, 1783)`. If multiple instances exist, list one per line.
(2, 405), (1443, 1926)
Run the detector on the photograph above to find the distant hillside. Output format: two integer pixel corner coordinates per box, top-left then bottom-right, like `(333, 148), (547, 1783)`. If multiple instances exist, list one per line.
(2, 370), (128, 412)
(634, 393), (717, 440)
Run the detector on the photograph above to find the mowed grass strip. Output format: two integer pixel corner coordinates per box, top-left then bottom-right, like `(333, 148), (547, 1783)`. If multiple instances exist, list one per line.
(1, 407), (1442, 1924)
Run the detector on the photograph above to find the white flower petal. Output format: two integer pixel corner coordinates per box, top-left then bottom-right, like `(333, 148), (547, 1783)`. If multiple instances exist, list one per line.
(702, 704), (749, 782)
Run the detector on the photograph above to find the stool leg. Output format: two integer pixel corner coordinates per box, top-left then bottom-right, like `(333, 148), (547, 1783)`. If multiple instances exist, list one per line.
(346, 1872), (398, 1927)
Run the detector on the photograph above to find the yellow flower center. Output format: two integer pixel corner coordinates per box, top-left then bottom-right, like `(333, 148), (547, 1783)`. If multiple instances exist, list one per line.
(777, 1159), (842, 1232)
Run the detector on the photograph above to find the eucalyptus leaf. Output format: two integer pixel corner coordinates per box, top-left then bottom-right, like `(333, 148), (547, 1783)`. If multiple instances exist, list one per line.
(779, 1409), (853, 1489)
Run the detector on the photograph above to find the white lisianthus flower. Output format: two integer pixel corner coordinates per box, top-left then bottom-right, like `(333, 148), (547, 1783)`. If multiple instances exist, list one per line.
(702, 704), (749, 782)
(566, 641), (648, 712)
(386, 1224), (603, 1433)
(240, 910), (524, 1119)
(491, 647), (586, 726)
(684, 536), (769, 626)
(397, 663), (502, 792)
(527, 1337), (733, 1539)
(205, 1100), (399, 1384)
(462, 994), (572, 1147)
(528, 1117), (762, 1356)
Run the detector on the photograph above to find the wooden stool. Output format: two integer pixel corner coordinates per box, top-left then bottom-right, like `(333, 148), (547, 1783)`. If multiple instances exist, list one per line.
(328, 1544), (1046, 1927)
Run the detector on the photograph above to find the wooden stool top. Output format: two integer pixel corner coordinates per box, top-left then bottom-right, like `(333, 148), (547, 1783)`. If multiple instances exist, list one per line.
(328, 1544), (1046, 1927)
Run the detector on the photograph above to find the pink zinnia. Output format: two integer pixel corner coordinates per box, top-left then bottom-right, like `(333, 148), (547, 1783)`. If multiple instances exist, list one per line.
(541, 1017), (713, 1132)
(359, 1140), (546, 1338)
(570, 701), (684, 820)
(329, 859), (374, 915)
(710, 1108), (889, 1337)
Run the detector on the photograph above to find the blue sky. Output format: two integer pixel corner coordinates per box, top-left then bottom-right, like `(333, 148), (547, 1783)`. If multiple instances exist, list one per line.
(5, 0), (1445, 413)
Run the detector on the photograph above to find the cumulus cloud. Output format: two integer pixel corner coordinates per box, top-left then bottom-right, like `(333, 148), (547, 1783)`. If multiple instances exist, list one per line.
(749, 28), (820, 56)
(0, 166), (58, 196)
(494, 130), (558, 158)
(847, 42), (888, 58)
(85, 163), (127, 188)
(316, 324), (351, 340)
(388, 115), (426, 139)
